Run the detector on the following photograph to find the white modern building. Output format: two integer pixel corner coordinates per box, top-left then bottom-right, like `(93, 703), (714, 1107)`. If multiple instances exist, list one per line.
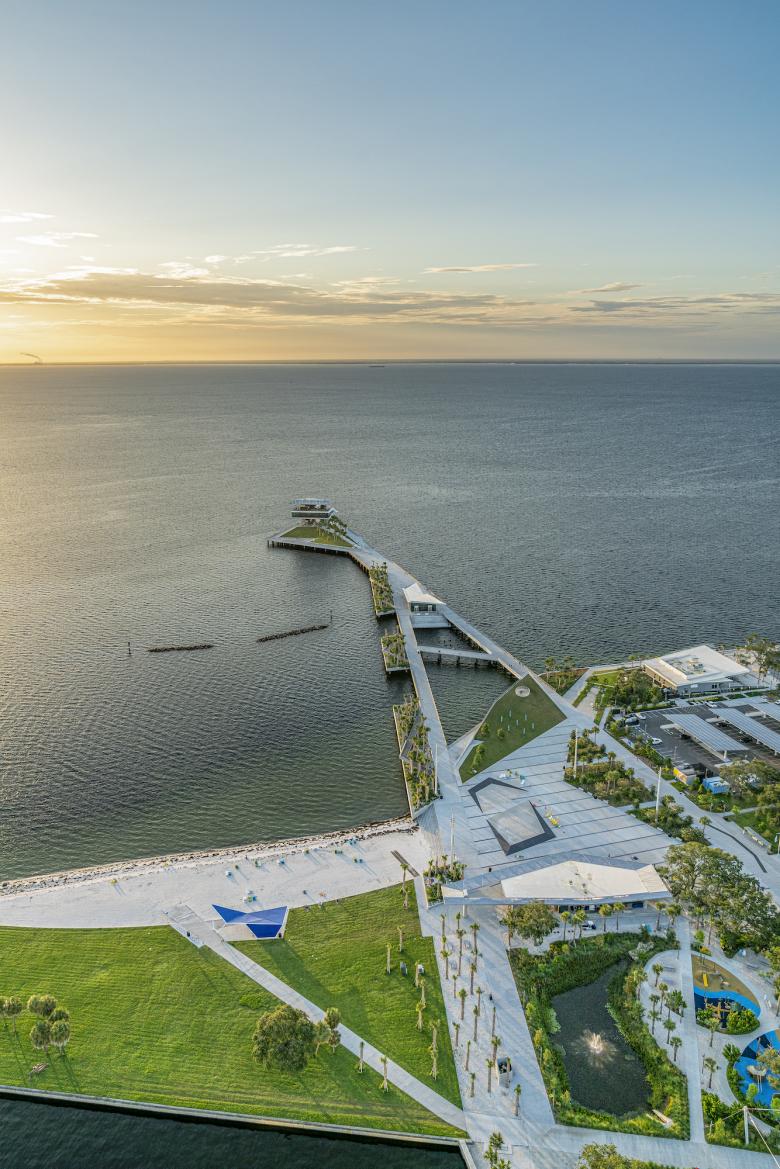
(443, 853), (671, 912)
(290, 498), (337, 523)
(403, 582), (448, 627)
(643, 643), (753, 696)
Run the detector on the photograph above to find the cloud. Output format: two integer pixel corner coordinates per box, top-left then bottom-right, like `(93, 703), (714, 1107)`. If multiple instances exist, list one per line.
(17, 231), (98, 248)
(571, 292), (780, 318)
(157, 261), (210, 278)
(423, 263), (537, 274)
(570, 281), (642, 293)
(253, 243), (358, 259)
(204, 254), (228, 264)
(0, 210), (53, 224)
(2, 267), (778, 333)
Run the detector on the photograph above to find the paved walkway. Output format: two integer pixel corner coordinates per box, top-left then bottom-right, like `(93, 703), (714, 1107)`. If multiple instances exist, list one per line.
(168, 904), (467, 1132)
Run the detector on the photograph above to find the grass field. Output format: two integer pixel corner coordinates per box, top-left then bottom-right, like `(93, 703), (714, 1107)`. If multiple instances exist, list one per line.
(235, 884), (461, 1107)
(459, 675), (565, 779)
(280, 525), (351, 547)
(0, 925), (460, 1135)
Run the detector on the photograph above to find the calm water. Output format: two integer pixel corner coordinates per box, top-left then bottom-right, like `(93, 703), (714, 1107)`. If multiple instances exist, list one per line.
(1, 362), (778, 882)
(0, 1098), (461, 1169)
(553, 965), (648, 1115)
(0, 362), (777, 1161)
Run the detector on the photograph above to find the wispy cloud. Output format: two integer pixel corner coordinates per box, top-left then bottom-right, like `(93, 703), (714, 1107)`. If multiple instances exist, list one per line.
(0, 210), (53, 224)
(423, 263), (537, 274)
(17, 231), (98, 248)
(570, 281), (642, 294)
(253, 243), (358, 259)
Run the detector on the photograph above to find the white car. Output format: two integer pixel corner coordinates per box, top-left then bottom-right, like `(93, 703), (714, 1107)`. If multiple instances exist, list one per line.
(650, 736), (663, 745)
(581, 920), (597, 931)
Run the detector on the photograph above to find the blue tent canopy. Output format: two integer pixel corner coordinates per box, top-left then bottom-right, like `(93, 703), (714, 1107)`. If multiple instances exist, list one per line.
(213, 903), (288, 939)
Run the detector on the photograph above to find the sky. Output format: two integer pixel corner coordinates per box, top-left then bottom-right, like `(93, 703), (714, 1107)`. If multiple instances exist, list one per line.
(1, 0), (779, 362)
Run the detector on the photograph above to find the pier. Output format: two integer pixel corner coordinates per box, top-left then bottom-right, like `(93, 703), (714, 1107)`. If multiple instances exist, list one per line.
(417, 644), (498, 667)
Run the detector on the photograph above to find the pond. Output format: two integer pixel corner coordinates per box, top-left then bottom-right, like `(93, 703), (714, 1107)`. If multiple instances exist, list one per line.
(552, 964), (649, 1116)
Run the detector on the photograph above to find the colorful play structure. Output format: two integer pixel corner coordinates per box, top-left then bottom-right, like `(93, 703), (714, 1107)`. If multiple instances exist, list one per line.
(735, 1030), (780, 1108)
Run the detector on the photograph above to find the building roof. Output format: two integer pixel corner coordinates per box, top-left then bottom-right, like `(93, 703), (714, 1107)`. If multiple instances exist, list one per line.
(403, 581), (442, 607)
(442, 851), (670, 906)
(470, 779), (555, 855)
(644, 644), (750, 689)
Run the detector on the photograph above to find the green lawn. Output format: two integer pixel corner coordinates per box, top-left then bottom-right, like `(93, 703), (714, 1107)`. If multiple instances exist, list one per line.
(0, 925), (460, 1136)
(280, 525), (352, 547)
(726, 808), (776, 846)
(235, 884), (461, 1108)
(459, 675), (565, 779)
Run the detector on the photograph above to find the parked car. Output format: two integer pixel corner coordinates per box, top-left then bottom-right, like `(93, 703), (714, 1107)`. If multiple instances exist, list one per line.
(624, 715), (639, 725)
(581, 919), (597, 931)
(650, 737), (663, 745)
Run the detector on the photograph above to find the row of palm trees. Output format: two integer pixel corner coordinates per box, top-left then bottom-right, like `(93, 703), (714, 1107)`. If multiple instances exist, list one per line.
(381, 627), (409, 670)
(368, 562), (394, 614)
(1, 993), (72, 1059)
(395, 693), (438, 810)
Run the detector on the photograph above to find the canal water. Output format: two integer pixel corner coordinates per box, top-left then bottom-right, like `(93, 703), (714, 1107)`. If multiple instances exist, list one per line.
(0, 1099), (462, 1169)
(552, 965), (649, 1115)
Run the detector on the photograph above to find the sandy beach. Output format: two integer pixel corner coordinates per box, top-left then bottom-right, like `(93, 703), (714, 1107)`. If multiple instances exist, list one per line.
(0, 818), (431, 930)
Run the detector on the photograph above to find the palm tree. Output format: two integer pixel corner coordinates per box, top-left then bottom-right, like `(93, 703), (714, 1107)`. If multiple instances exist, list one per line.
(465, 1039), (471, 1071)
(560, 910), (571, 942)
(29, 1019), (51, 1056)
(397, 926), (404, 953)
(456, 928), (466, 976)
(419, 977), (426, 1008)
(573, 909), (586, 941)
(486, 1057), (493, 1093)
(470, 1071), (476, 1098)
(472, 1004), (480, 1042)
(652, 963), (663, 986)
(453, 1021), (460, 1048)
(50, 1020), (70, 1057)
(598, 904), (613, 934)
(612, 902), (626, 931)
(470, 921), (480, 961)
(458, 988), (467, 1020)
(653, 902), (667, 932)
(649, 1007), (661, 1035)
(703, 1055), (717, 1089)
(491, 1034), (502, 1064)
(670, 1036), (682, 1063)
(723, 1043), (741, 1067)
(514, 1083), (522, 1116)
(663, 1018), (676, 1045)
(469, 960), (477, 996)
(416, 1001), (425, 1031)
(4, 997), (22, 1035)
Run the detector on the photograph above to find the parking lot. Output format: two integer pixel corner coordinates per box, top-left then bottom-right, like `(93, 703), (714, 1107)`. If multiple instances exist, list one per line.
(624, 702), (779, 776)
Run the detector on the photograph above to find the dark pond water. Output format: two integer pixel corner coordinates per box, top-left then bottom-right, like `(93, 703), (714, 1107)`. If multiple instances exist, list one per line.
(0, 1098), (463, 1169)
(552, 965), (649, 1115)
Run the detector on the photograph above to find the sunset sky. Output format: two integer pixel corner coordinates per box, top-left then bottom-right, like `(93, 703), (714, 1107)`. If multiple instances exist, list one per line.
(2, 0), (778, 362)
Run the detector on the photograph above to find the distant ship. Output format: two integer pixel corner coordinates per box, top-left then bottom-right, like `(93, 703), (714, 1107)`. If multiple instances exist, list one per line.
(369, 363), (385, 368)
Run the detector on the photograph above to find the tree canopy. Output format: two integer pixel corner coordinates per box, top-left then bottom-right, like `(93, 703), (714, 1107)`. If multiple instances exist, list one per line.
(252, 1004), (317, 1072)
(659, 842), (780, 953)
(500, 902), (558, 947)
